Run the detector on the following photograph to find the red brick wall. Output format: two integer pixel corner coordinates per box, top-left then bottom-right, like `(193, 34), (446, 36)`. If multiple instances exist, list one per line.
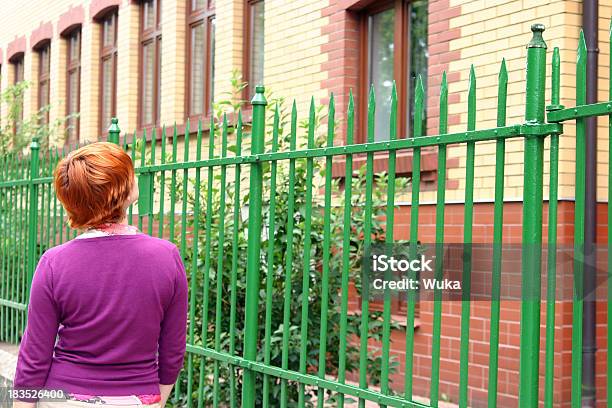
(365, 201), (609, 407)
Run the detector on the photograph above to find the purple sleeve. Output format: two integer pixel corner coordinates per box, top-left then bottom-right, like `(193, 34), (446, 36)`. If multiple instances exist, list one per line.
(14, 255), (60, 399)
(158, 247), (188, 385)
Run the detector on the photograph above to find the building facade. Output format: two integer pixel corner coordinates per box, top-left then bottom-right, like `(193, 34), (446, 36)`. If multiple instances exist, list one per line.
(0, 0), (610, 406)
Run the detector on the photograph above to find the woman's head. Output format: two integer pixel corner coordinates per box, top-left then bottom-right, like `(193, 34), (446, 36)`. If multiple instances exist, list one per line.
(54, 142), (138, 229)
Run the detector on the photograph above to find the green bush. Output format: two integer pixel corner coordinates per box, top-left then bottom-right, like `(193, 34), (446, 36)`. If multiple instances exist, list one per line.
(164, 76), (409, 407)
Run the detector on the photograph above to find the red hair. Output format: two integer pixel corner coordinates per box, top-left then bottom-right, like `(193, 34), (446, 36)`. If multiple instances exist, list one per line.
(54, 142), (135, 229)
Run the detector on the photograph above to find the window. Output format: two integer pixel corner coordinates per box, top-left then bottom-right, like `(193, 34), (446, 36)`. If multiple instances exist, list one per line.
(100, 10), (118, 134)
(245, 0), (264, 98)
(187, 0), (215, 119)
(66, 29), (81, 144)
(140, 0), (162, 128)
(360, 0), (428, 141)
(11, 55), (25, 134)
(37, 43), (51, 125)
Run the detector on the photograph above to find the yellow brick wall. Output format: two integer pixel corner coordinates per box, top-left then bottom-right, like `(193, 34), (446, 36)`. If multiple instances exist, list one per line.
(0, 0), (76, 130)
(444, 0), (611, 203)
(0, 0), (609, 205)
(80, 14), (101, 142)
(263, 0), (329, 118)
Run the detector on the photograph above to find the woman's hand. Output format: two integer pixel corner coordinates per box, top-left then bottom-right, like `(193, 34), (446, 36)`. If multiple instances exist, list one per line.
(159, 383), (174, 408)
(13, 400), (36, 408)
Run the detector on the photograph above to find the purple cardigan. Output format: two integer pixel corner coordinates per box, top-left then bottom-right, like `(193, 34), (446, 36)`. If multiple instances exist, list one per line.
(13, 233), (188, 397)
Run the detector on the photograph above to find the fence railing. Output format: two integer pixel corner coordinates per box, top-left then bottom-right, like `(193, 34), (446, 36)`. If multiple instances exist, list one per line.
(0, 23), (610, 408)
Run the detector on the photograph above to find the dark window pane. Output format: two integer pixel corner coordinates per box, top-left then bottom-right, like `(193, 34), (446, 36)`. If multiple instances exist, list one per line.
(103, 14), (116, 47)
(248, 1), (264, 96)
(67, 70), (79, 140)
(15, 59), (24, 83)
(143, 0), (156, 30)
(101, 57), (114, 130)
(209, 17), (215, 107)
(39, 46), (50, 76)
(190, 22), (205, 116)
(368, 7), (394, 141)
(69, 31), (81, 62)
(407, 0), (428, 135)
(192, 0), (205, 10)
(142, 41), (155, 125)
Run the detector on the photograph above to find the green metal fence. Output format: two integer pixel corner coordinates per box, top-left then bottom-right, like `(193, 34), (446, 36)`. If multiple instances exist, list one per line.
(0, 23), (611, 407)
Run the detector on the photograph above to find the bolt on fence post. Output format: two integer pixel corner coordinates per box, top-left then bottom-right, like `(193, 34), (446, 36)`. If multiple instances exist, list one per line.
(242, 85), (267, 408)
(25, 137), (40, 307)
(518, 23), (547, 408)
(108, 118), (120, 144)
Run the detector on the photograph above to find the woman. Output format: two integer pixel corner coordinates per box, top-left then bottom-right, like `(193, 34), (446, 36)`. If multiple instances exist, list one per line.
(13, 142), (188, 408)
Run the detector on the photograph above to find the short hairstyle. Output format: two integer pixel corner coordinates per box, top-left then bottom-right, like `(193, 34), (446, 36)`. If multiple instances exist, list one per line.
(54, 142), (135, 229)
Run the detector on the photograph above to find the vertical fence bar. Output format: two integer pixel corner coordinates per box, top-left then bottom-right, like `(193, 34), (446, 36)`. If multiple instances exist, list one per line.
(25, 138), (40, 305)
(8, 153), (17, 342)
(316, 94), (335, 408)
(2, 154), (11, 341)
(430, 72), (448, 407)
(228, 112), (243, 408)
(379, 85), (397, 407)
(129, 133), (137, 226)
(196, 118), (211, 408)
(488, 59), (508, 408)
(213, 115), (229, 408)
(147, 128), (156, 236)
(358, 86), (376, 408)
(518, 24), (547, 408)
(544, 46), (562, 408)
(337, 92), (354, 408)
(18, 156), (28, 338)
(186, 119), (199, 408)
(407, 76), (424, 403)
(1, 154), (9, 341)
(1, 155), (6, 341)
(158, 126), (167, 239)
(298, 97), (316, 408)
(264, 106), (280, 407)
(52, 149), (59, 248)
(280, 102), (298, 408)
(37, 152), (46, 261)
(459, 65), (477, 407)
(571, 30), (587, 408)
(242, 86), (267, 408)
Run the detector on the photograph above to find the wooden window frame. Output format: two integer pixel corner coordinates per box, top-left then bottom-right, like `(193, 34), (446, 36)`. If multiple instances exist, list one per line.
(65, 28), (82, 145)
(358, 0), (411, 143)
(99, 9), (118, 135)
(36, 42), (51, 126)
(242, 0), (264, 102)
(139, 0), (162, 129)
(185, 0), (215, 122)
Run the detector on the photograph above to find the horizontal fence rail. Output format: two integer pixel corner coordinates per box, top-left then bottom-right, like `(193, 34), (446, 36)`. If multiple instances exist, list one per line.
(0, 22), (610, 408)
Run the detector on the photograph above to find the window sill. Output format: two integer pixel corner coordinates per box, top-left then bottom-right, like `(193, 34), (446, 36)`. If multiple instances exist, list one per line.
(331, 148), (439, 181)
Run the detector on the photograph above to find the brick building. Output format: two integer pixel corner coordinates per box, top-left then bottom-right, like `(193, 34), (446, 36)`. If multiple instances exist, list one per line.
(0, 0), (610, 406)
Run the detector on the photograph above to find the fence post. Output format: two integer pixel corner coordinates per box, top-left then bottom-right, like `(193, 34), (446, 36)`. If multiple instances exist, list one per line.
(242, 85), (266, 408)
(25, 137), (40, 305)
(108, 117), (120, 144)
(518, 23), (547, 407)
